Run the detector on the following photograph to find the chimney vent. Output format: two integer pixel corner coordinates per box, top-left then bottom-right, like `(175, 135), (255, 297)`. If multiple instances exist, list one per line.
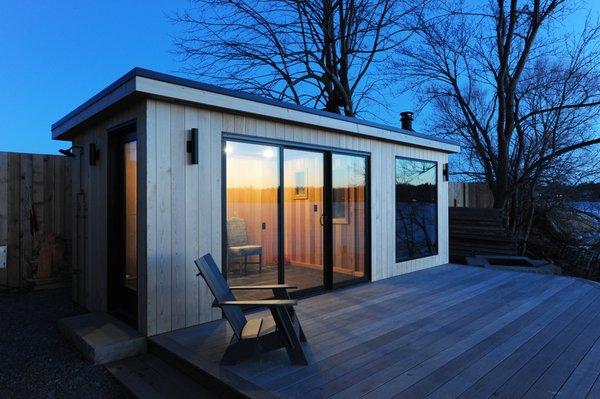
(400, 111), (414, 131)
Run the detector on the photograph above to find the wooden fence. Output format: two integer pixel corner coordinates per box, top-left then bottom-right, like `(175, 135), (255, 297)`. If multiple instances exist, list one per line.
(0, 152), (72, 290)
(448, 182), (494, 208)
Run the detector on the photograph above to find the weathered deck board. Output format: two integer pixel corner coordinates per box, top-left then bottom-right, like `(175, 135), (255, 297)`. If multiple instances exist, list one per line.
(555, 334), (600, 398)
(381, 280), (591, 399)
(168, 264), (472, 357)
(587, 373), (600, 398)
(338, 278), (574, 398)
(430, 288), (600, 398)
(456, 289), (600, 398)
(266, 271), (523, 391)
(149, 265), (600, 399)
(519, 300), (600, 399)
(276, 276), (540, 398)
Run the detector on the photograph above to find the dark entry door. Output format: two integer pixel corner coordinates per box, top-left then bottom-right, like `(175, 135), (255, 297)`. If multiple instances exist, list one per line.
(108, 130), (138, 324)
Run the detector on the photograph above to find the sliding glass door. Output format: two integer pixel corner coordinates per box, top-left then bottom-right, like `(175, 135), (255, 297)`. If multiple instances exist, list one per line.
(283, 149), (325, 292)
(224, 141), (279, 299)
(332, 154), (367, 285)
(224, 137), (369, 296)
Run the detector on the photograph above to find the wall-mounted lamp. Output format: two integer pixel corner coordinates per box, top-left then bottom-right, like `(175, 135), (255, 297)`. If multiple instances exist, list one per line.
(89, 143), (100, 166)
(442, 163), (449, 181)
(59, 145), (83, 158)
(186, 128), (198, 164)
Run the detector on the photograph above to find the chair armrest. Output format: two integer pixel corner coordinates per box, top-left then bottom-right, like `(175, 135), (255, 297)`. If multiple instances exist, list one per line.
(229, 284), (298, 290)
(217, 299), (297, 307)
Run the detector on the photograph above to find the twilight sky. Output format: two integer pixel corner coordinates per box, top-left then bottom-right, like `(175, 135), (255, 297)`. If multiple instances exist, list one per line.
(0, 1), (597, 155)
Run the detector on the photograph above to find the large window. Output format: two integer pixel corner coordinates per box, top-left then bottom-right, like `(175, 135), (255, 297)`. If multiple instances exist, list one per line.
(395, 157), (438, 262)
(224, 137), (370, 296)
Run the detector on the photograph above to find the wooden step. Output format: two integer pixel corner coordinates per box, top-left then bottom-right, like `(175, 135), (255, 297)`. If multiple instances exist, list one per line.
(106, 354), (218, 399)
(148, 335), (274, 399)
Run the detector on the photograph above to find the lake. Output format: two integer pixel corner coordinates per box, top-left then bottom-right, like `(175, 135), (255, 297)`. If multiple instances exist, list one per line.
(571, 201), (600, 217)
(570, 201), (600, 243)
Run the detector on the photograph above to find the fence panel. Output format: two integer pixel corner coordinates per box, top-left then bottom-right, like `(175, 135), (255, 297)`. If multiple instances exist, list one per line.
(448, 182), (493, 208)
(0, 152), (71, 290)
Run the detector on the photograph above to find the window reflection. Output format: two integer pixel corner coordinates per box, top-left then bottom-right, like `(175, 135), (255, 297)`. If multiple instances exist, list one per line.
(395, 158), (438, 262)
(225, 141), (279, 300)
(332, 154), (367, 284)
(284, 149), (324, 291)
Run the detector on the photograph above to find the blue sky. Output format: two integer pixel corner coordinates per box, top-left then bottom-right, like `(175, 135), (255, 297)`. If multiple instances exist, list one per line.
(0, 0), (191, 154)
(0, 1), (597, 155)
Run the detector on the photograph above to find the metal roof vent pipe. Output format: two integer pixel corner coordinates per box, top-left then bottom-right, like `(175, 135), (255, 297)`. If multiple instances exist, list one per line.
(400, 111), (414, 131)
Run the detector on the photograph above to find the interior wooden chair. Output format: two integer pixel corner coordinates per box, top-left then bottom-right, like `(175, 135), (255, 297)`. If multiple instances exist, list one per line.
(226, 217), (263, 275)
(195, 253), (307, 366)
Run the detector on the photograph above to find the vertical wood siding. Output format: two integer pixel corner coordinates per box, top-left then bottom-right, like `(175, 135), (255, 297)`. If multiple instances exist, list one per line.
(145, 99), (450, 335)
(68, 103), (146, 328)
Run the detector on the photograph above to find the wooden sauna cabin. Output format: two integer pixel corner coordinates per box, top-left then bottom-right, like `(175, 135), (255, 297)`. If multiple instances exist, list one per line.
(51, 68), (460, 336)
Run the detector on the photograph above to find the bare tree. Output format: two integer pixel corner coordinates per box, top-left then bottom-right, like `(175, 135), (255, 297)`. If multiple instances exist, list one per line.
(396, 0), (600, 240)
(173, 0), (424, 116)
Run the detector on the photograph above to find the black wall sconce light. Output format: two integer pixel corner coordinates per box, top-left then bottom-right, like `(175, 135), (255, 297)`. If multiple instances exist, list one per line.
(89, 143), (100, 166)
(442, 163), (449, 181)
(187, 128), (199, 164)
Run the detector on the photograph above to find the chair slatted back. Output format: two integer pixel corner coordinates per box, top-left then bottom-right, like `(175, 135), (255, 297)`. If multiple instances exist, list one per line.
(195, 254), (247, 339)
(227, 217), (249, 247)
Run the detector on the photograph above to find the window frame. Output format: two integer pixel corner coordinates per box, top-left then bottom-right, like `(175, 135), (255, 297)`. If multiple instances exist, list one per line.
(394, 155), (439, 263)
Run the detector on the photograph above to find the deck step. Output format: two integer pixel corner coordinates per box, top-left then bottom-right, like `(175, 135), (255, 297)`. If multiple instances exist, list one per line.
(105, 353), (218, 399)
(148, 334), (275, 399)
(58, 312), (146, 364)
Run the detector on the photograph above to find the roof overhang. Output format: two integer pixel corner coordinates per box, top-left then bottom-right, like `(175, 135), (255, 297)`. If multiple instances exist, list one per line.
(51, 68), (460, 154)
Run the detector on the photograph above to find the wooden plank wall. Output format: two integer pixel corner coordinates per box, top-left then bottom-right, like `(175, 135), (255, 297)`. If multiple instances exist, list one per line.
(145, 99), (450, 335)
(0, 152), (72, 290)
(68, 102), (147, 327)
(226, 187), (279, 265)
(448, 182), (493, 208)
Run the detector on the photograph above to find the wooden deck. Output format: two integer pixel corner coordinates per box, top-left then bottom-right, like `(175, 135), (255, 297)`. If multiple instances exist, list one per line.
(148, 264), (600, 398)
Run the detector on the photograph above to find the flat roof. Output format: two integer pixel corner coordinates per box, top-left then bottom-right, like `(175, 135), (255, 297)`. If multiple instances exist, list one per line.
(51, 67), (460, 153)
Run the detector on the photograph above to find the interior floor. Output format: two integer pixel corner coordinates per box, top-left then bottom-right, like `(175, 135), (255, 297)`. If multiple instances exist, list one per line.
(227, 264), (358, 300)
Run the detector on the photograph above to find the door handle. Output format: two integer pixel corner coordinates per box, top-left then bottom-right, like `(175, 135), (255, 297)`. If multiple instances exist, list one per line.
(319, 214), (328, 226)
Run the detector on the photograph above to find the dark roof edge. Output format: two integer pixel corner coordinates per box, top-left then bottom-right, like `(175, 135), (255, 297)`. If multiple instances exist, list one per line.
(51, 68), (138, 131)
(52, 67), (460, 149)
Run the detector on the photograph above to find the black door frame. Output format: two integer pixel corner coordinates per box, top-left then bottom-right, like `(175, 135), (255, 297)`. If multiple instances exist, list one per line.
(107, 126), (138, 325)
(221, 133), (371, 297)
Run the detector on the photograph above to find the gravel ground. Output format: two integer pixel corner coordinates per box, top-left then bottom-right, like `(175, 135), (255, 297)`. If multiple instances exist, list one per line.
(0, 287), (128, 398)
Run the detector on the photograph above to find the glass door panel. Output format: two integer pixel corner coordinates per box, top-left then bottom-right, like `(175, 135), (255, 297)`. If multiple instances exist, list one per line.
(332, 154), (367, 285)
(225, 141), (279, 300)
(108, 131), (138, 324)
(124, 141), (138, 291)
(283, 149), (325, 291)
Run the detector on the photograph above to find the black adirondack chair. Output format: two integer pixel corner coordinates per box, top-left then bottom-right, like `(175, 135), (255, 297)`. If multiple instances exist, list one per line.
(195, 253), (307, 366)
